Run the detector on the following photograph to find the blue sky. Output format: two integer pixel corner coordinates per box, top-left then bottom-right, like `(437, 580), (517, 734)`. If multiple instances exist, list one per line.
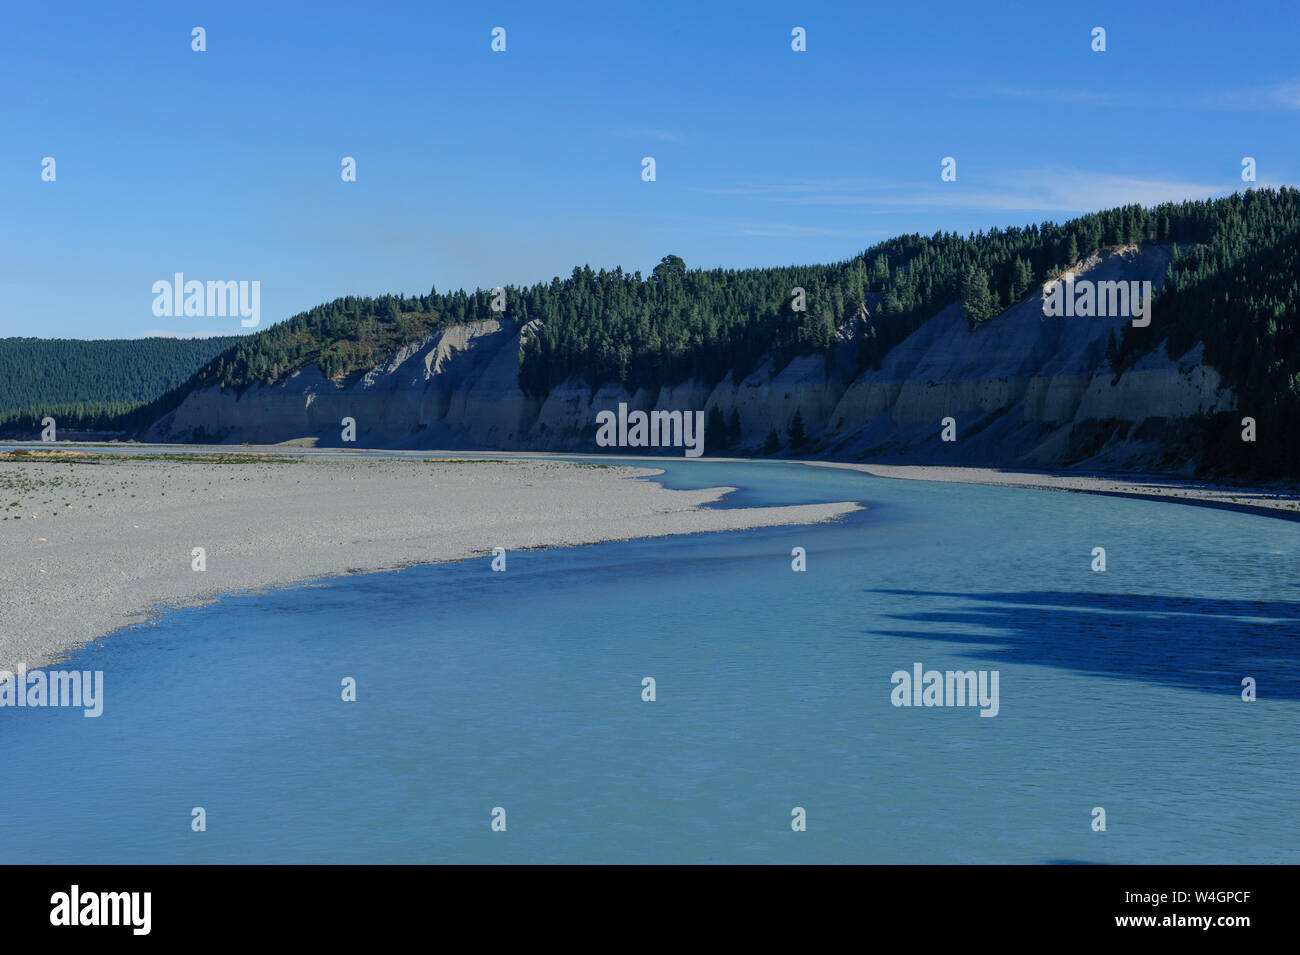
(2, 0), (1297, 339)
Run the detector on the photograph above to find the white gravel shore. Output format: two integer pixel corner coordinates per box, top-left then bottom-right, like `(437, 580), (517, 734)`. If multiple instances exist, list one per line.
(0, 451), (861, 672)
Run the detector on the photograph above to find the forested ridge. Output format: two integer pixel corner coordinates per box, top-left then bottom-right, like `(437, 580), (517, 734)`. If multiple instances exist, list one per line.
(1110, 191), (1300, 474)
(185, 188), (1299, 398)
(0, 337), (239, 433)
(5, 189), (1297, 475)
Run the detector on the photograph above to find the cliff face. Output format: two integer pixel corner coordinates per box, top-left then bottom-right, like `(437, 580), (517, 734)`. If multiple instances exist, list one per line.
(145, 246), (1237, 471)
(822, 245), (1232, 470)
(148, 320), (542, 449)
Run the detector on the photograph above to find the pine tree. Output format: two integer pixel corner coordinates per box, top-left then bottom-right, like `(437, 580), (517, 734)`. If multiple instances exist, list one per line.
(706, 406), (727, 453)
(1017, 257), (1034, 297)
(961, 266), (996, 328)
(788, 408), (807, 450)
(762, 428), (781, 455)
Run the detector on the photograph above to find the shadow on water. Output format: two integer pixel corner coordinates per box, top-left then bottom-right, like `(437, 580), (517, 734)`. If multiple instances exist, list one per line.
(1043, 859), (1105, 865)
(871, 589), (1300, 700)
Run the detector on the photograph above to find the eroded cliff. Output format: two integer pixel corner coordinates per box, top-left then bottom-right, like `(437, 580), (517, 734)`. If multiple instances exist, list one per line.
(145, 246), (1236, 471)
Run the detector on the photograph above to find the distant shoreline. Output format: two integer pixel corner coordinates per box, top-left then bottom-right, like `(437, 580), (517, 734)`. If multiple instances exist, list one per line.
(804, 460), (1300, 522)
(6, 439), (1296, 520)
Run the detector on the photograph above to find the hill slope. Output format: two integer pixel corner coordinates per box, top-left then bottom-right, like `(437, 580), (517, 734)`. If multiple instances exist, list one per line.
(143, 245), (1245, 475)
(27, 189), (1300, 476)
(0, 336), (241, 433)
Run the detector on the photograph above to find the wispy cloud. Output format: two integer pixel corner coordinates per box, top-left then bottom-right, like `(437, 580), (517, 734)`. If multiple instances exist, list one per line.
(969, 79), (1300, 112)
(648, 211), (889, 242)
(623, 128), (682, 142)
(1210, 80), (1300, 110)
(973, 85), (1125, 108)
(698, 168), (1256, 217)
(731, 222), (890, 239)
(990, 170), (1243, 212)
(700, 178), (894, 197)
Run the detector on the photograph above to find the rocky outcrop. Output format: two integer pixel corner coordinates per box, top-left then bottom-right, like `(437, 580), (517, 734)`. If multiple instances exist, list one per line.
(146, 320), (542, 449)
(823, 246), (1233, 470)
(145, 247), (1239, 471)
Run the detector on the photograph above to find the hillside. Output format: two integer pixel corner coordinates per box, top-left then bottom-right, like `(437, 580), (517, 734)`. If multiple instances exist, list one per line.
(27, 189), (1300, 476)
(0, 336), (240, 434)
(157, 189), (1300, 410)
(139, 244), (1233, 471)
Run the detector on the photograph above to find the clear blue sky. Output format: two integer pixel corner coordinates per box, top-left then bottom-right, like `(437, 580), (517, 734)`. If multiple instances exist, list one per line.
(2, 0), (1296, 339)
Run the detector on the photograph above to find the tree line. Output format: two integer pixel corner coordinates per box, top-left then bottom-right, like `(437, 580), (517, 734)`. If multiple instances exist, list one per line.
(0, 336), (239, 434)
(7, 189), (1297, 476)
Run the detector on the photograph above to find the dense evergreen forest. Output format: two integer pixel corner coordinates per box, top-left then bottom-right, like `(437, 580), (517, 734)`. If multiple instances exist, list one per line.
(186, 188), (1299, 397)
(6, 189), (1297, 475)
(0, 336), (240, 433)
(1110, 191), (1300, 475)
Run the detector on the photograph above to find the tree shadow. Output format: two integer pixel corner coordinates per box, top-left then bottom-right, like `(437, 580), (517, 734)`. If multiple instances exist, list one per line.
(871, 589), (1300, 700)
(1043, 859), (1105, 865)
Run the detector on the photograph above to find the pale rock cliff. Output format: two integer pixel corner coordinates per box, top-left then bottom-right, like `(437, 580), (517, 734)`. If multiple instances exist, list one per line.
(145, 247), (1237, 470)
